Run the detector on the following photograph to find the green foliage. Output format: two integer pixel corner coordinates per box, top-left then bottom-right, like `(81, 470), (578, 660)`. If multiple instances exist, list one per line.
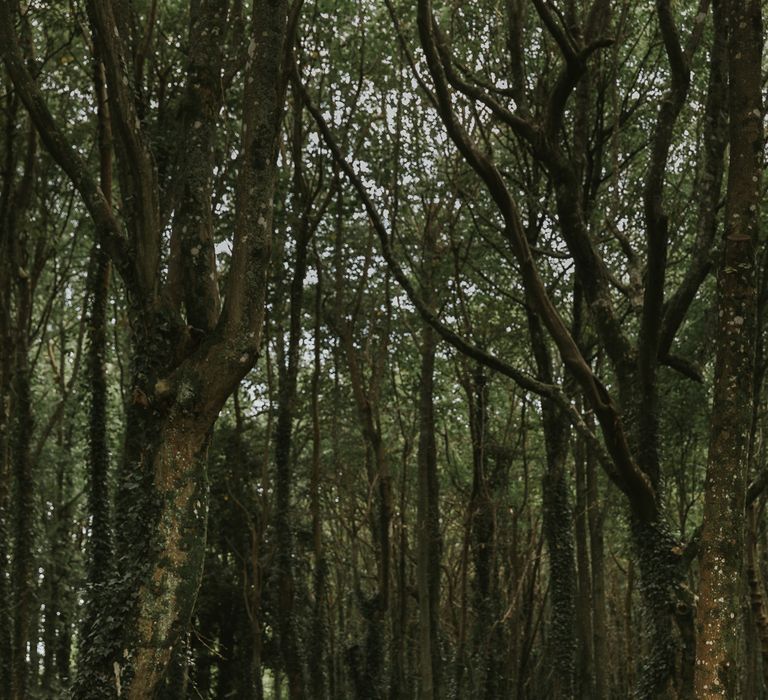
(3, 0), (768, 698)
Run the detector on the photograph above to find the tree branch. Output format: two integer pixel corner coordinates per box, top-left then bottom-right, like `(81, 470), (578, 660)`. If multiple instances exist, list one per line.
(0, 0), (136, 294)
(296, 53), (656, 520)
(86, 0), (161, 297)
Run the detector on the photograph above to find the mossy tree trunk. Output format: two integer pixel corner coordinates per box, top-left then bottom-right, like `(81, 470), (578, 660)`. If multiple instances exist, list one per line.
(527, 309), (577, 700)
(5, 103), (37, 700)
(0, 87), (30, 700)
(74, 46), (115, 695)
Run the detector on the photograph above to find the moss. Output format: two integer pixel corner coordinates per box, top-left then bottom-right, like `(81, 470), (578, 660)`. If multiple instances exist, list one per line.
(631, 517), (685, 700)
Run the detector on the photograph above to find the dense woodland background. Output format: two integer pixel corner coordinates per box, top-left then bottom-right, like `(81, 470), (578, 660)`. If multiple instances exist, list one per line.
(0, 0), (766, 698)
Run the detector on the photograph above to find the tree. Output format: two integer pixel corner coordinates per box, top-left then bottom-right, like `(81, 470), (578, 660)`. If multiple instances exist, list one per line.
(695, 0), (763, 695)
(1, 0), (291, 694)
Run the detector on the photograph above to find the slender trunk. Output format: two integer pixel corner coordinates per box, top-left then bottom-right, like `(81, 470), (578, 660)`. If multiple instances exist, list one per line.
(0, 259), (13, 697)
(541, 436), (577, 700)
(43, 443), (75, 694)
(454, 490), (471, 696)
(334, 209), (392, 699)
(309, 254), (327, 700)
(74, 246), (113, 695)
(390, 473), (407, 700)
(417, 321), (441, 699)
(416, 215), (442, 700)
(527, 310), (577, 699)
(88, 53), (114, 586)
(231, 390), (262, 700)
(463, 368), (499, 698)
(272, 227), (313, 699)
(574, 427), (594, 699)
(10, 263), (33, 700)
(55, 462), (74, 692)
(1, 26), (37, 700)
(586, 414), (608, 700)
(74, 51), (114, 692)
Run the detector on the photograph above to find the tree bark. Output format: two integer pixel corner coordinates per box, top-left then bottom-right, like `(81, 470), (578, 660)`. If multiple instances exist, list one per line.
(271, 109), (317, 696)
(309, 255), (328, 700)
(695, 0), (763, 695)
(574, 421), (594, 699)
(74, 46), (115, 694)
(461, 367), (503, 699)
(527, 311), (577, 699)
(416, 219), (442, 700)
(10, 261), (33, 700)
(586, 411), (608, 700)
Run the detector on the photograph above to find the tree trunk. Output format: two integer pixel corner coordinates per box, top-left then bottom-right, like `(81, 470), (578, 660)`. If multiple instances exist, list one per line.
(309, 255), (328, 700)
(74, 244), (114, 695)
(586, 414), (608, 700)
(116, 408), (213, 698)
(630, 517), (688, 699)
(527, 309), (577, 699)
(462, 368), (502, 699)
(271, 208), (314, 700)
(0, 249), (13, 698)
(334, 201), (393, 699)
(10, 257), (33, 700)
(574, 426), (594, 699)
(695, 0), (762, 695)
(417, 316), (442, 700)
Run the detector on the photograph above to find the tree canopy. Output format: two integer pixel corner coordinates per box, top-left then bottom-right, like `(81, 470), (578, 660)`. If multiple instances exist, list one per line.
(0, 0), (765, 698)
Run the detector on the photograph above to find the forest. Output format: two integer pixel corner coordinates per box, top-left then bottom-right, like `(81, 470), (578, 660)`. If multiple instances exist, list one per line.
(0, 0), (765, 698)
